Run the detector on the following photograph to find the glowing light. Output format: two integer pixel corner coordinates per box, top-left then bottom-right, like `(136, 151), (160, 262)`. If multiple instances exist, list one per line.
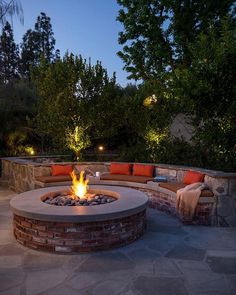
(143, 94), (157, 107)
(98, 145), (104, 151)
(70, 171), (89, 199)
(25, 146), (35, 156)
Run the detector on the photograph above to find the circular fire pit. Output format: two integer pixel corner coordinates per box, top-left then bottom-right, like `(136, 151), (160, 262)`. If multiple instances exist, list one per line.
(10, 185), (148, 253)
(42, 189), (117, 206)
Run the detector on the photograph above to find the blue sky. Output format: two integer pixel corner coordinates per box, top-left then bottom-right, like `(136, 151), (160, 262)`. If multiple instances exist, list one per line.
(11, 0), (132, 86)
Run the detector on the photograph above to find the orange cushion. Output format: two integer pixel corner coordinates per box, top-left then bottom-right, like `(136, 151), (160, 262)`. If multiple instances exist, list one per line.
(51, 164), (73, 176)
(133, 164), (154, 177)
(183, 171), (205, 184)
(110, 163), (131, 175)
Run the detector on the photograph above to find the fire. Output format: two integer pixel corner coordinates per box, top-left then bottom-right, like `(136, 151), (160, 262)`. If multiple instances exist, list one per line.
(70, 170), (89, 199)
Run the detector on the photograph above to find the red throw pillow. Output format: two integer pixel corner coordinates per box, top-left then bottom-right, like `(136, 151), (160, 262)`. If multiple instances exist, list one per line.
(133, 164), (154, 177)
(110, 163), (131, 175)
(51, 164), (73, 176)
(183, 171), (205, 184)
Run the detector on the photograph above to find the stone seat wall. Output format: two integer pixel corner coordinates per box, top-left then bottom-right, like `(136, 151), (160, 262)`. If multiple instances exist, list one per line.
(1, 157), (236, 226)
(1, 157), (236, 198)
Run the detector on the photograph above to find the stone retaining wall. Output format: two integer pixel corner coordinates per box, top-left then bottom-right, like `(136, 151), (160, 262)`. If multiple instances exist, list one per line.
(1, 157), (236, 199)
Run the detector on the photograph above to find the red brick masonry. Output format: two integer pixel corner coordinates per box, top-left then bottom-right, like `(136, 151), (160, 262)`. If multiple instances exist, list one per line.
(140, 189), (213, 225)
(13, 211), (147, 253)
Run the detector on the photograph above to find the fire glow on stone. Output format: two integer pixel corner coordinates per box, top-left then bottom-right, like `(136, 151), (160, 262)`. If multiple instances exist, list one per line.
(70, 170), (89, 199)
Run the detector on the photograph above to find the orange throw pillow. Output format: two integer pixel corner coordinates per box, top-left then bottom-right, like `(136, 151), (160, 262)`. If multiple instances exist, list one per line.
(183, 171), (205, 184)
(51, 164), (73, 176)
(133, 164), (154, 177)
(110, 163), (131, 175)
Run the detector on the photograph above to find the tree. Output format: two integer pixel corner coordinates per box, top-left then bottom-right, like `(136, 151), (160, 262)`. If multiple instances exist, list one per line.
(0, 0), (23, 27)
(0, 79), (38, 155)
(117, 0), (235, 81)
(65, 122), (90, 160)
(0, 21), (19, 82)
(20, 12), (56, 77)
(174, 17), (236, 170)
(32, 53), (115, 152)
(117, 0), (236, 171)
(34, 12), (55, 62)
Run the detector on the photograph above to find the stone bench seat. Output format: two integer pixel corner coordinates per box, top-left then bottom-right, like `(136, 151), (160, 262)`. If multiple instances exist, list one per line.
(34, 172), (154, 187)
(159, 182), (214, 198)
(34, 175), (72, 188)
(35, 175), (72, 183)
(34, 173), (215, 225)
(2, 158), (235, 226)
(100, 173), (154, 183)
(87, 177), (215, 225)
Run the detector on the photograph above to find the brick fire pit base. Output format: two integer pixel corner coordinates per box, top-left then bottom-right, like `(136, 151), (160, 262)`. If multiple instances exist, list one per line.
(10, 186), (148, 254)
(13, 211), (146, 253)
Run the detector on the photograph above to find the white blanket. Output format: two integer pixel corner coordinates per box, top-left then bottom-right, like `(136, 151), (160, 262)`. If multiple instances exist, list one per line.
(176, 182), (205, 221)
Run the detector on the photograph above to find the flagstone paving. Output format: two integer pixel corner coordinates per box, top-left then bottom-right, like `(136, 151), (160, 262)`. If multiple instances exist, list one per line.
(0, 186), (236, 295)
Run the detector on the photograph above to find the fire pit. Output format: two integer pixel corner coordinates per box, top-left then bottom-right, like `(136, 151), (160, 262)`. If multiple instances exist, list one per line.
(43, 171), (116, 207)
(10, 182), (148, 253)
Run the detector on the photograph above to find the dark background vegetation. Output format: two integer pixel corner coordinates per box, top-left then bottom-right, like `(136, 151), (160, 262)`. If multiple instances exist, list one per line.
(0, 0), (235, 171)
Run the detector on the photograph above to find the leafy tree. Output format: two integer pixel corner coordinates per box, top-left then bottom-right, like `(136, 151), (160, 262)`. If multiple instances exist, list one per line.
(117, 0), (235, 81)
(174, 17), (236, 171)
(0, 79), (37, 155)
(20, 12), (56, 77)
(0, 80), (37, 135)
(117, 0), (236, 171)
(175, 18), (236, 121)
(65, 122), (90, 160)
(32, 53), (115, 152)
(0, 21), (19, 82)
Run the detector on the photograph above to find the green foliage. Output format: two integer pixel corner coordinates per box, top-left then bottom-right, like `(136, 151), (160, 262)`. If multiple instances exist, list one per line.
(32, 53), (115, 151)
(89, 84), (141, 144)
(0, 79), (37, 154)
(6, 129), (27, 155)
(117, 140), (149, 162)
(0, 21), (19, 82)
(0, 5), (235, 173)
(117, 0), (235, 81)
(117, 1), (236, 171)
(65, 123), (90, 161)
(173, 17), (236, 171)
(20, 12), (56, 77)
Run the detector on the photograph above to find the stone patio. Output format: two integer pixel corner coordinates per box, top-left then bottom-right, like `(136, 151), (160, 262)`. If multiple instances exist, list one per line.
(0, 186), (236, 295)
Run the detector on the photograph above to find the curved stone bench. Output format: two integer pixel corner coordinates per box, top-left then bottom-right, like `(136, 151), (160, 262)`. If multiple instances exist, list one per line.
(2, 157), (236, 225)
(26, 176), (216, 225)
(87, 178), (214, 225)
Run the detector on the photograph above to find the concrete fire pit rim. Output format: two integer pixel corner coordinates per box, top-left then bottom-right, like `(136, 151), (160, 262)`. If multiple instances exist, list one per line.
(10, 185), (148, 222)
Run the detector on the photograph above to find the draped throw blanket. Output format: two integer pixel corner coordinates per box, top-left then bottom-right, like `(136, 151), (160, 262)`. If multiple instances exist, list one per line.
(176, 182), (205, 221)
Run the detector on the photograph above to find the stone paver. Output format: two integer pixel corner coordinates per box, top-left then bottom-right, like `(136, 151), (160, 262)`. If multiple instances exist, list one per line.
(165, 244), (206, 261)
(133, 276), (188, 295)
(78, 252), (135, 272)
(206, 256), (236, 274)
(184, 271), (229, 295)
(0, 186), (236, 295)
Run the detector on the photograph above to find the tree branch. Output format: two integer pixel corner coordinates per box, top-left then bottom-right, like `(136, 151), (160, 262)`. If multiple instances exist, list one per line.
(0, 0), (15, 22)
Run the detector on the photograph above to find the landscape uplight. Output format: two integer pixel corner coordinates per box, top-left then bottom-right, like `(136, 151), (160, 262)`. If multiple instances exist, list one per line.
(25, 146), (35, 156)
(98, 145), (104, 151)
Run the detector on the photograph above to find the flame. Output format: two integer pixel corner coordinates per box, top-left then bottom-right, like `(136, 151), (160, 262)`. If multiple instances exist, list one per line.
(70, 170), (89, 198)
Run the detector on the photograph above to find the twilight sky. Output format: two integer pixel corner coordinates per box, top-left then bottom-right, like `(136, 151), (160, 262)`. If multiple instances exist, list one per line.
(11, 0), (132, 86)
